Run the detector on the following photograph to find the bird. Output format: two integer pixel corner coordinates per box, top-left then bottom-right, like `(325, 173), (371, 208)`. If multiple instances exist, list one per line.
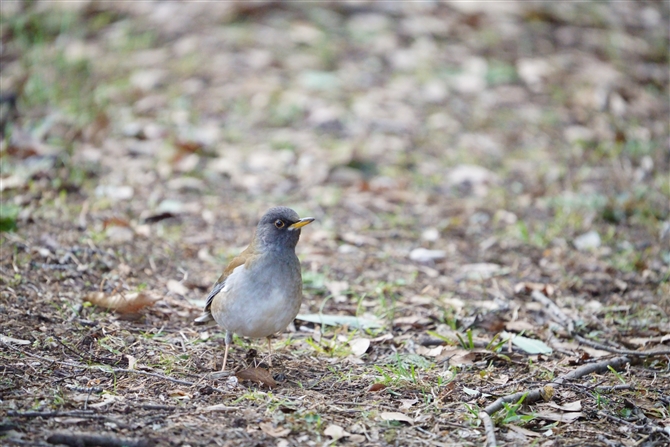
(195, 206), (314, 371)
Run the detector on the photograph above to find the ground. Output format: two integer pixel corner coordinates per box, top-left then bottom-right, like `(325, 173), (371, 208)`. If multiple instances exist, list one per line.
(1, 1), (669, 447)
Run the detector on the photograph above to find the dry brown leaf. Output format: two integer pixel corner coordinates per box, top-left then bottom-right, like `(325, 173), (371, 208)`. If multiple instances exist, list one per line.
(442, 348), (477, 366)
(236, 367), (277, 388)
(416, 345), (444, 357)
(513, 282), (555, 296)
(259, 422), (290, 438)
(102, 216), (131, 229)
(84, 291), (159, 314)
(505, 320), (537, 333)
(169, 389), (191, 399)
(368, 383), (387, 392)
(380, 412), (413, 425)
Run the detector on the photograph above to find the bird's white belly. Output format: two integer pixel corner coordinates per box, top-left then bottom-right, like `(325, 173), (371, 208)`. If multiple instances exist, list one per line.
(212, 264), (302, 339)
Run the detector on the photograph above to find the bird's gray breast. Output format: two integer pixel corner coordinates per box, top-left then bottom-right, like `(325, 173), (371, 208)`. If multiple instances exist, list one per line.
(218, 251), (302, 338)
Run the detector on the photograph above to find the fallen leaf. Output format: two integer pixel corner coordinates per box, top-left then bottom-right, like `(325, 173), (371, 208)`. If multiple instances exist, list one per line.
(167, 279), (189, 296)
(513, 282), (555, 296)
(535, 411), (583, 423)
(95, 185), (134, 201)
(324, 424), (350, 440)
(512, 335), (553, 354)
(87, 394), (123, 408)
(370, 333), (394, 343)
(457, 263), (508, 280)
(393, 315), (432, 327)
(0, 334), (31, 345)
(628, 334), (670, 347)
(505, 320), (537, 333)
(236, 367), (277, 388)
(462, 387), (489, 397)
(202, 404), (237, 412)
(259, 422), (290, 438)
(296, 313), (383, 329)
(102, 216), (130, 229)
(544, 401), (581, 412)
(84, 291), (159, 314)
(380, 412), (413, 425)
(368, 383), (387, 392)
(443, 348), (476, 366)
(416, 345), (444, 357)
(399, 399), (418, 409)
(349, 338), (370, 356)
(507, 424), (542, 438)
(169, 389), (191, 399)
(580, 347), (610, 358)
(325, 280), (349, 301)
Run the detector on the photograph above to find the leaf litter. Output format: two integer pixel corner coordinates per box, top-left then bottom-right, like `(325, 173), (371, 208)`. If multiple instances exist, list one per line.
(1, 2), (668, 447)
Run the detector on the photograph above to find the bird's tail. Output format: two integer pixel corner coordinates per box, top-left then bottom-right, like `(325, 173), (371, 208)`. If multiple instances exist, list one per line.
(194, 311), (214, 325)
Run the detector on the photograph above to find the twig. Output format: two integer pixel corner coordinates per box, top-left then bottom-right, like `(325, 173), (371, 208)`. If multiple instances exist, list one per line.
(2, 341), (230, 393)
(531, 291), (670, 357)
(573, 334), (670, 357)
(597, 411), (646, 430)
(599, 411), (670, 438)
(484, 355), (631, 416)
(479, 411), (496, 447)
(46, 432), (153, 447)
(531, 290), (574, 333)
(480, 355), (632, 446)
(594, 384), (636, 393)
(139, 404), (177, 411)
(9, 410), (95, 418)
(8, 410), (127, 428)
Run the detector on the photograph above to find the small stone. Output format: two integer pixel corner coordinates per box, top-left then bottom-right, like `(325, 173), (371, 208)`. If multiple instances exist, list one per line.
(409, 248), (446, 263)
(573, 230), (601, 251)
(421, 228), (439, 242)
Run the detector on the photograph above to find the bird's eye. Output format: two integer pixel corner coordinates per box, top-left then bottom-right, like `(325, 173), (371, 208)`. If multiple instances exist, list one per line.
(274, 219), (285, 229)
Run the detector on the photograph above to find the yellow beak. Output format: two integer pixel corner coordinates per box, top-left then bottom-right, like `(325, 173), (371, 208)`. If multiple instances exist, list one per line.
(288, 217), (315, 230)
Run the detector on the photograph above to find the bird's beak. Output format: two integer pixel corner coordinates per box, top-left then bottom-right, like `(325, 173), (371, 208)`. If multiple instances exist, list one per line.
(288, 217), (315, 231)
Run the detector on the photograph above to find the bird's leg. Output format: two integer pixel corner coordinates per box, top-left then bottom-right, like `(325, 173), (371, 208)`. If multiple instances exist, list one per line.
(266, 336), (273, 367)
(221, 331), (232, 372)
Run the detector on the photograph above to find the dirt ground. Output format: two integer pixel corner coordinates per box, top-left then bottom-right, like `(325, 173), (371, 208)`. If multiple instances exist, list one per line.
(1, 1), (669, 446)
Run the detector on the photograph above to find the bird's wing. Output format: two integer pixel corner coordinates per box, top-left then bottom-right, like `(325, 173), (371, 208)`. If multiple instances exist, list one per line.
(195, 244), (255, 324)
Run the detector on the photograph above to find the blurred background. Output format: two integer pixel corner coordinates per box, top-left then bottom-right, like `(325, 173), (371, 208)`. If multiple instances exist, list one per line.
(1, 1), (668, 319)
